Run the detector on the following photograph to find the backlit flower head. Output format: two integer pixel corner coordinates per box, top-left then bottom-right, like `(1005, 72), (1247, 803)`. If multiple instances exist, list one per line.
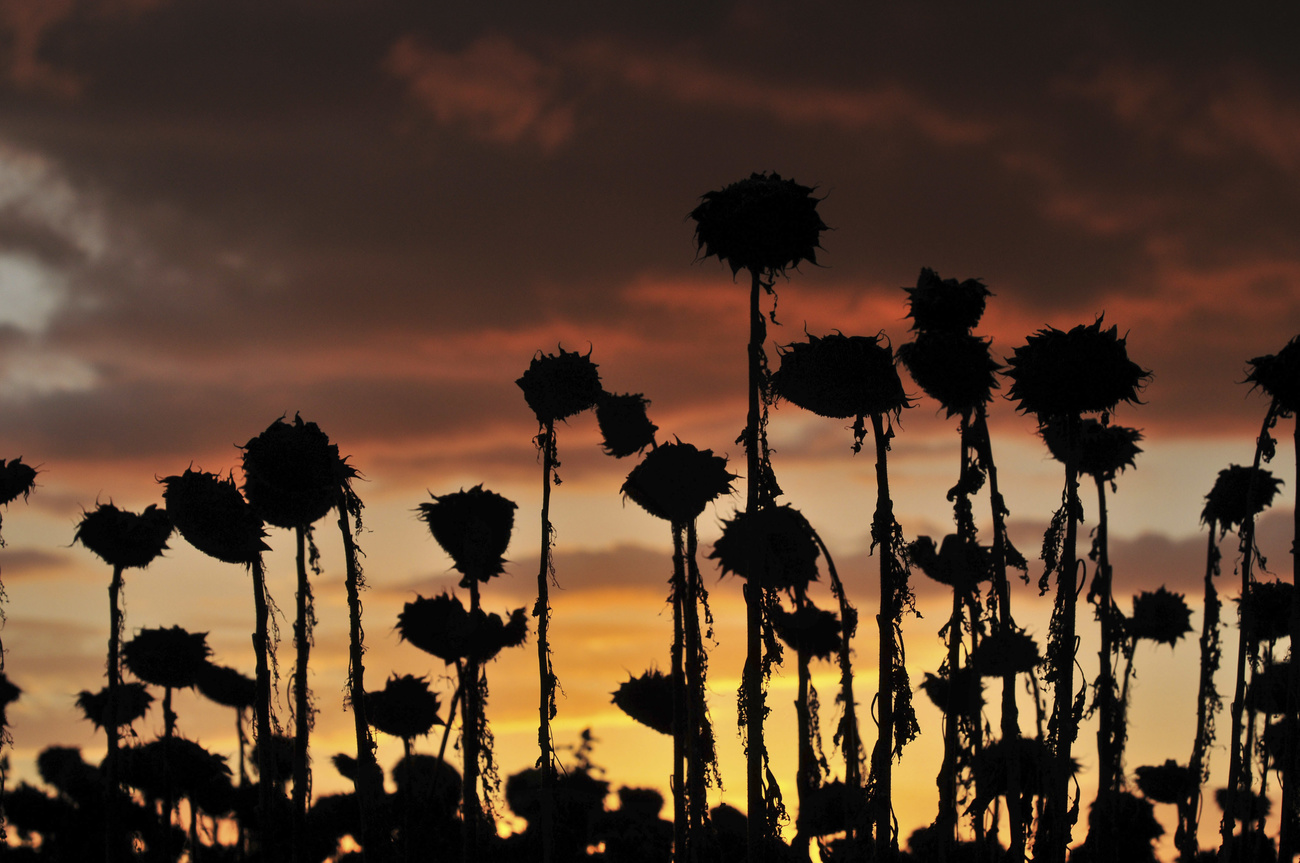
(903, 268), (992, 334)
(1004, 317), (1150, 420)
(690, 172), (827, 277)
(711, 504), (820, 594)
(241, 414), (357, 530)
(365, 674), (444, 740)
(195, 662), (256, 711)
(1246, 335), (1300, 416)
(1041, 418), (1143, 482)
(397, 593), (528, 664)
(1215, 787), (1271, 822)
(74, 502), (172, 570)
(773, 331), (910, 421)
(611, 669), (673, 736)
(1134, 760), (1197, 805)
(161, 468), (269, 566)
(595, 392), (658, 458)
(516, 346), (603, 425)
(970, 628), (1041, 678)
(771, 602), (841, 661)
(0, 458), (36, 507)
(1238, 579), (1293, 648)
(896, 331), (1000, 418)
(418, 485), (517, 586)
(908, 534), (992, 593)
(1127, 587), (1193, 648)
(122, 626), (212, 690)
(76, 683), (153, 731)
(919, 668), (984, 719)
(1202, 465), (1283, 532)
(621, 440), (736, 525)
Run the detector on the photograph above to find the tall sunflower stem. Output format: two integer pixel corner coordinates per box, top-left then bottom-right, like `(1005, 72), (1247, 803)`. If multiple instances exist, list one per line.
(536, 418), (557, 863)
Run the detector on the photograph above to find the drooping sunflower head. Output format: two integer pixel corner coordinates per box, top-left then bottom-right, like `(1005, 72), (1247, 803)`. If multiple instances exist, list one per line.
(896, 331), (1001, 418)
(516, 346), (603, 426)
(908, 534), (993, 593)
(397, 593), (528, 664)
(773, 331), (911, 421)
(161, 468), (269, 566)
(1238, 579), (1294, 648)
(711, 504), (820, 594)
(365, 674), (444, 741)
(418, 485), (517, 586)
(611, 669), (674, 736)
(1133, 760), (1197, 806)
(690, 172), (827, 277)
(74, 502), (172, 570)
(241, 414), (356, 530)
(1004, 317), (1150, 420)
(621, 440), (736, 525)
(1246, 335), (1300, 416)
(903, 268), (992, 334)
(1126, 587), (1193, 648)
(1202, 464), (1283, 533)
(595, 392), (658, 458)
(970, 628), (1041, 679)
(1040, 418), (1143, 482)
(76, 683), (154, 731)
(0, 458), (37, 507)
(122, 626), (212, 690)
(771, 602), (841, 661)
(195, 662), (256, 711)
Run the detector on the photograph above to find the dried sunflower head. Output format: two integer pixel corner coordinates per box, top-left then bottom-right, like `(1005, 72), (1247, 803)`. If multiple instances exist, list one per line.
(161, 468), (269, 566)
(365, 674), (444, 740)
(195, 662), (256, 711)
(689, 172), (827, 277)
(711, 504), (820, 594)
(418, 485), (517, 587)
(903, 268), (992, 334)
(75, 683), (153, 730)
(595, 392), (658, 458)
(122, 626), (212, 690)
(896, 330), (1001, 418)
(1202, 464), (1283, 533)
(773, 331), (910, 421)
(516, 346), (603, 425)
(1246, 335), (1300, 416)
(0, 458), (37, 507)
(611, 669), (674, 736)
(1134, 760), (1197, 805)
(241, 414), (356, 530)
(771, 602), (841, 661)
(970, 628), (1041, 678)
(74, 502), (172, 570)
(397, 593), (528, 664)
(1126, 587), (1193, 648)
(908, 534), (992, 593)
(1004, 317), (1150, 420)
(1238, 579), (1294, 648)
(1040, 418), (1142, 482)
(918, 667), (984, 719)
(621, 440), (736, 525)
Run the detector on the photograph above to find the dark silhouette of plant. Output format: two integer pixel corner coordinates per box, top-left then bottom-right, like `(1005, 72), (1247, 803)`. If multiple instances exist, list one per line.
(771, 330), (914, 861)
(1003, 316), (1149, 863)
(622, 439), (733, 862)
(1042, 417), (1142, 841)
(517, 345), (601, 863)
(898, 267), (1030, 860)
(714, 503), (824, 862)
(1069, 790), (1164, 863)
(692, 171), (826, 863)
(1179, 468), (1280, 861)
(242, 413), (360, 860)
(596, 392), (658, 458)
(612, 670), (674, 736)
(366, 673), (444, 862)
(160, 466), (278, 854)
(72, 499), (172, 862)
(1240, 335), (1300, 862)
(417, 483), (519, 861)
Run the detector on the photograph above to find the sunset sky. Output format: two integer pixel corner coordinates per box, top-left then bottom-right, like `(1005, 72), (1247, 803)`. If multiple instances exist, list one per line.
(0, 2), (1298, 857)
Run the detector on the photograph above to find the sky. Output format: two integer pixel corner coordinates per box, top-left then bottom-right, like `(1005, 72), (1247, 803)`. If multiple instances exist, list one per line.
(0, 1), (1298, 857)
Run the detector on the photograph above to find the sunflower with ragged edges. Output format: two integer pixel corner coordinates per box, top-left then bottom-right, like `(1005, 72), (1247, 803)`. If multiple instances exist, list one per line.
(516, 346), (603, 425)
(689, 172), (827, 277)
(595, 392), (658, 458)
(773, 331), (910, 423)
(161, 468), (269, 566)
(74, 502), (172, 570)
(1202, 464), (1283, 533)
(365, 674), (444, 741)
(1127, 587), (1193, 648)
(621, 440), (735, 525)
(903, 267), (992, 334)
(1004, 316), (1150, 421)
(1246, 334), (1300, 415)
(611, 670), (674, 736)
(1041, 418), (1143, 483)
(711, 504), (820, 595)
(418, 485), (517, 587)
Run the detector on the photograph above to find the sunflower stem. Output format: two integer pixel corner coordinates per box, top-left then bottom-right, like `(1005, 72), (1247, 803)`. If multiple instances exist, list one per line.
(1279, 421), (1300, 862)
(292, 524), (312, 863)
(1179, 526), (1221, 861)
(671, 522), (688, 861)
(105, 563), (125, 863)
(251, 555), (275, 858)
(463, 580), (484, 863)
(535, 418), (557, 863)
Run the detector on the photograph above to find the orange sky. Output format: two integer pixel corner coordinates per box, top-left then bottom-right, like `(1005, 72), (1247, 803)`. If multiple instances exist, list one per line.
(0, 2), (1298, 859)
